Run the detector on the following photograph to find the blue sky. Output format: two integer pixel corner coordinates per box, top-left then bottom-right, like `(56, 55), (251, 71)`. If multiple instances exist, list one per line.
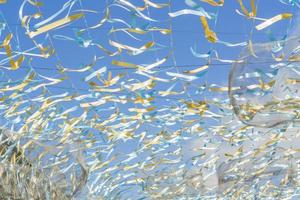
(1, 0), (296, 89)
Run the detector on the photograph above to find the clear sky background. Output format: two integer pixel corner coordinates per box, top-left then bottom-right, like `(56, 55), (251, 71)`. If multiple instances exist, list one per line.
(0, 0), (296, 93)
(0, 0), (295, 133)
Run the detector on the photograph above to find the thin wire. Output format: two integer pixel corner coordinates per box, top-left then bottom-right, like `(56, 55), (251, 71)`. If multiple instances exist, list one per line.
(0, 12), (59, 133)
(145, 1), (161, 65)
(1, 23), (291, 36)
(34, 1), (117, 150)
(35, 2), (86, 102)
(75, 0), (116, 124)
(168, 0), (193, 103)
(248, 0), (261, 43)
(1, 59), (297, 72)
(203, 4), (221, 104)
(105, 0), (151, 137)
(46, 83), (227, 96)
